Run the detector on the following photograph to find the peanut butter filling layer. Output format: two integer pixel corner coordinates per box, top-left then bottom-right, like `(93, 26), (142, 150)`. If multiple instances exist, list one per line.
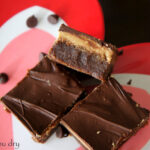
(57, 31), (114, 64)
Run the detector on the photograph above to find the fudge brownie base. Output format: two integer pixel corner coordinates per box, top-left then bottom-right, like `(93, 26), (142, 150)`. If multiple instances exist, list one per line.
(49, 24), (118, 80)
(50, 41), (113, 80)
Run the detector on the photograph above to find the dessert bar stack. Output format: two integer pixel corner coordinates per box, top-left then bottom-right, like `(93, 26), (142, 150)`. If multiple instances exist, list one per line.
(1, 24), (149, 150)
(49, 24), (118, 80)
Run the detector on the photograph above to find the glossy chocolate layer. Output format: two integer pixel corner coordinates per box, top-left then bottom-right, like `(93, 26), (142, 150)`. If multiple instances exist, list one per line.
(49, 24), (118, 80)
(1, 56), (84, 142)
(60, 65), (100, 88)
(62, 78), (150, 150)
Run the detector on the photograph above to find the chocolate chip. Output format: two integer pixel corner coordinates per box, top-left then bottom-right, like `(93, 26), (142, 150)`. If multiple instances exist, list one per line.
(26, 15), (38, 28)
(0, 73), (9, 84)
(48, 14), (59, 24)
(56, 125), (69, 138)
(118, 49), (124, 56)
(127, 79), (132, 85)
(39, 52), (47, 61)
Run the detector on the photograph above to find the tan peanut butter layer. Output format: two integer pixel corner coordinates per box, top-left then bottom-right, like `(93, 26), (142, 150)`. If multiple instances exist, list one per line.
(58, 31), (114, 63)
(49, 24), (118, 80)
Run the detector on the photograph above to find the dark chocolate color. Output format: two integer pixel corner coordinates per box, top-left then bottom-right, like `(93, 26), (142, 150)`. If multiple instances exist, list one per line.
(51, 41), (112, 80)
(127, 79), (132, 85)
(56, 125), (69, 138)
(48, 14), (59, 24)
(1, 56), (84, 142)
(50, 24), (117, 80)
(39, 52), (47, 61)
(62, 78), (149, 150)
(118, 49), (124, 56)
(0, 73), (9, 84)
(59, 65), (100, 88)
(26, 15), (38, 28)
(127, 91), (133, 97)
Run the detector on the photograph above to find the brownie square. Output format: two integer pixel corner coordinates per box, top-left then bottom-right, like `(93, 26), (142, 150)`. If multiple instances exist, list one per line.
(61, 78), (150, 150)
(1, 56), (84, 143)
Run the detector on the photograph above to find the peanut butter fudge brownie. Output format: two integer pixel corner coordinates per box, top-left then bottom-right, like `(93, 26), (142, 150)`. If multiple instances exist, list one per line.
(1, 56), (84, 143)
(49, 24), (118, 80)
(61, 78), (150, 150)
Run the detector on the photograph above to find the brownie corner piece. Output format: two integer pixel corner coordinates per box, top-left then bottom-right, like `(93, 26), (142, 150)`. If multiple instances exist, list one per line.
(1, 56), (84, 143)
(61, 77), (150, 150)
(49, 24), (118, 80)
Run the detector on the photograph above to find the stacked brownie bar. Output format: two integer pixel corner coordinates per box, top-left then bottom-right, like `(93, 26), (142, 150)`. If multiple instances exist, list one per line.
(49, 24), (118, 80)
(1, 24), (149, 150)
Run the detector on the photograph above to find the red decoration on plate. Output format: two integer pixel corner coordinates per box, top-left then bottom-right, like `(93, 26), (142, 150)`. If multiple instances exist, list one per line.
(114, 43), (150, 75)
(0, 0), (104, 39)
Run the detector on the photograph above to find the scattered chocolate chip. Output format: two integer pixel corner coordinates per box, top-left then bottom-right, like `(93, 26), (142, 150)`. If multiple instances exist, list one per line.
(0, 73), (9, 84)
(26, 15), (38, 28)
(127, 79), (132, 85)
(39, 52), (47, 61)
(48, 14), (59, 24)
(118, 49), (124, 56)
(56, 125), (69, 138)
